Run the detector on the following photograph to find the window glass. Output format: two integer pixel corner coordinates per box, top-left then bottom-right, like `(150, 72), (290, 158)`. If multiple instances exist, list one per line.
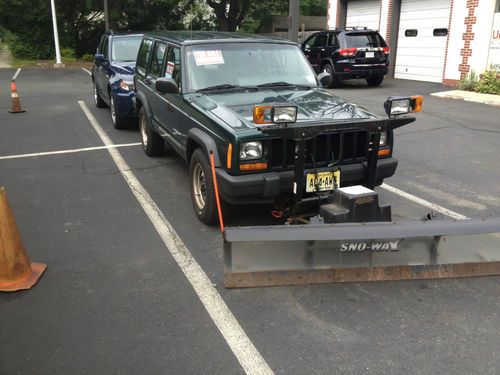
(314, 34), (327, 47)
(303, 35), (316, 48)
(345, 33), (387, 47)
(136, 39), (153, 76)
(101, 36), (109, 59)
(111, 35), (142, 61)
(149, 42), (167, 78)
(165, 45), (181, 87)
(433, 28), (448, 37)
(328, 34), (338, 47)
(185, 43), (317, 92)
(97, 36), (106, 53)
(405, 29), (418, 37)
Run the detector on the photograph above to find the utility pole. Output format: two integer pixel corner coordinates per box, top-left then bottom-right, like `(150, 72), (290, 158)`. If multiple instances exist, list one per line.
(104, 0), (110, 30)
(288, 0), (300, 43)
(49, 0), (64, 68)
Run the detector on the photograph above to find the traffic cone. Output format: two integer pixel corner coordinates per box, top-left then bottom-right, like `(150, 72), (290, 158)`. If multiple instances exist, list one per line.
(0, 187), (46, 292)
(8, 79), (25, 113)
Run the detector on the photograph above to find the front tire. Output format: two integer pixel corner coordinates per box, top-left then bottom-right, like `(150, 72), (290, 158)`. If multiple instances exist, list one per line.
(367, 75), (384, 87)
(93, 81), (106, 108)
(189, 148), (219, 224)
(110, 95), (128, 129)
(139, 108), (164, 156)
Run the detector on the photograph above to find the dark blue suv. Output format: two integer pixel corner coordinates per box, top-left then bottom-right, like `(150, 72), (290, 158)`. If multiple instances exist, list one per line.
(92, 31), (143, 128)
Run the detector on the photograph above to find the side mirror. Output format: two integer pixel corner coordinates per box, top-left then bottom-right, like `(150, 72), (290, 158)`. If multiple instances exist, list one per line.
(156, 77), (179, 94)
(318, 72), (332, 88)
(94, 53), (106, 63)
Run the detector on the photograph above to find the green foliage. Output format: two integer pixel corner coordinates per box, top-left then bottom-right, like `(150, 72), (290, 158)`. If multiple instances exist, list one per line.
(476, 69), (500, 95)
(81, 53), (95, 62)
(60, 47), (76, 62)
(458, 70), (478, 92)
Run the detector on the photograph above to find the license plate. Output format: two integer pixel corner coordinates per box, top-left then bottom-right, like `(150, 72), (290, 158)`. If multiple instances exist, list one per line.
(306, 171), (340, 192)
(365, 51), (374, 58)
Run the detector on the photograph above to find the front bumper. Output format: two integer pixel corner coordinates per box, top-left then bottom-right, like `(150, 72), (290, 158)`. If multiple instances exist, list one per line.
(216, 158), (398, 204)
(113, 91), (137, 119)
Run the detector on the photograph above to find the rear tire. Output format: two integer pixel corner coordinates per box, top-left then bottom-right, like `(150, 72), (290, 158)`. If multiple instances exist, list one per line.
(321, 63), (336, 88)
(367, 75), (384, 87)
(93, 81), (106, 108)
(139, 108), (164, 156)
(189, 148), (219, 224)
(110, 95), (128, 129)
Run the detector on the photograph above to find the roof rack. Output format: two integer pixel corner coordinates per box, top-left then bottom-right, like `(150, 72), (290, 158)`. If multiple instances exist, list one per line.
(345, 26), (371, 31)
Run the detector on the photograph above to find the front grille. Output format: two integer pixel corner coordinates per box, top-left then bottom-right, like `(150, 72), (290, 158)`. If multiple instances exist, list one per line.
(268, 130), (369, 169)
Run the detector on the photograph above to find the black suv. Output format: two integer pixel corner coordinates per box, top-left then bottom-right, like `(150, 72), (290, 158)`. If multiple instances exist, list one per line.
(134, 31), (397, 223)
(301, 28), (389, 87)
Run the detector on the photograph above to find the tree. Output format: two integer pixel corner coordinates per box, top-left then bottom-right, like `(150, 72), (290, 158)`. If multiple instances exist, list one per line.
(206, 0), (251, 31)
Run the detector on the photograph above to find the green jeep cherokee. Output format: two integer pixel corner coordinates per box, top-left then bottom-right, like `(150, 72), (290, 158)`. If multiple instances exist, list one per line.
(134, 31), (397, 224)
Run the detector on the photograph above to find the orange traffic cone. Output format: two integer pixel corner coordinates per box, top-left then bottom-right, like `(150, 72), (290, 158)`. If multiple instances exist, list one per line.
(0, 187), (46, 291)
(8, 79), (25, 113)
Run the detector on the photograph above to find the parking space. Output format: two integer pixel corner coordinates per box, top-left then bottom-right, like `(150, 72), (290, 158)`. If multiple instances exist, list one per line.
(1, 69), (499, 374)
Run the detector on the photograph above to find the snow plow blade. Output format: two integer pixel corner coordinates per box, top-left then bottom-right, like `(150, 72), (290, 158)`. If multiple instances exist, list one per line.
(223, 218), (500, 288)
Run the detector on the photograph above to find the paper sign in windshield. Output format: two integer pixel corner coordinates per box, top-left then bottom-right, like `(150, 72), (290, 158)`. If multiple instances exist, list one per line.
(166, 61), (174, 77)
(193, 50), (224, 66)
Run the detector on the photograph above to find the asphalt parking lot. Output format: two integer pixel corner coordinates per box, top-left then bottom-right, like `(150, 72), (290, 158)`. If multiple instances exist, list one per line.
(1, 68), (499, 375)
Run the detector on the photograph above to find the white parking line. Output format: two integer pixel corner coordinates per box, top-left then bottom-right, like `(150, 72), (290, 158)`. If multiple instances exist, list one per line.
(381, 183), (469, 220)
(12, 68), (21, 81)
(0, 143), (141, 161)
(78, 101), (273, 375)
(82, 67), (92, 76)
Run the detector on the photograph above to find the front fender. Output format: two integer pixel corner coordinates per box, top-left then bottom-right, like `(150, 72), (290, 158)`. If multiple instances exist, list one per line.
(187, 128), (222, 167)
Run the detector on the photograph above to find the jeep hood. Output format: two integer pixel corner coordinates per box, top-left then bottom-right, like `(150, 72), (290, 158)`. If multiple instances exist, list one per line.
(187, 88), (378, 131)
(110, 61), (136, 76)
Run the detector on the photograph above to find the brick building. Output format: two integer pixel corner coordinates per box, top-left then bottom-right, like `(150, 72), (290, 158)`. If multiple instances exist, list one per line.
(327, 0), (500, 84)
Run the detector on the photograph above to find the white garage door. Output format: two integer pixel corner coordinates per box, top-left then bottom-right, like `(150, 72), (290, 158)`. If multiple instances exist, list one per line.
(395, 0), (451, 82)
(346, 0), (381, 31)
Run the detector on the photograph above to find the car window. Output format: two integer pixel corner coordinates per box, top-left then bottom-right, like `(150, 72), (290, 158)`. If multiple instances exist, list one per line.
(185, 43), (317, 92)
(149, 42), (167, 78)
(327, 34), (338, 47)
(101, 36), (109, 59)
(164, 45), (181, 88)
(136, 39), (153, 77)
(97, 36), (106, 54)
(111, 35), (142, 62)
(303, 35), (316, 49)
(314, 34), (327, 47)
(345, 33), (387, 48)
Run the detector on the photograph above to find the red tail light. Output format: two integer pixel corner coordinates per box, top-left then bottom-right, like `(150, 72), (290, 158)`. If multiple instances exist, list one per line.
(383, 47), (390, 54)
(338, 48), (357, 57)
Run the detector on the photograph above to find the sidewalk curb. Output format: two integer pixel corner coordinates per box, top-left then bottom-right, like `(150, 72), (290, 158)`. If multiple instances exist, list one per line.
(431, 90), (500, 107)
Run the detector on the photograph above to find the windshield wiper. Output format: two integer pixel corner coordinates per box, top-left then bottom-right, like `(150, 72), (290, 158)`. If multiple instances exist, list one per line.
(196, 84), (244, 92)
(257, 81), (312, 89)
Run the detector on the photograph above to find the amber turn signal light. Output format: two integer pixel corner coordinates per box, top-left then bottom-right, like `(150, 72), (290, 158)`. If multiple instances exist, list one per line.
(253, 105), (273, 124)
(410, 96), (423, 112)
(378, 148), (391, 157)
(240, 162), (268, 171)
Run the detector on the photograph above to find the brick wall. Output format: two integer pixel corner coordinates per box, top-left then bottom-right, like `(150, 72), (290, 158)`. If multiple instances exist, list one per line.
(459, 0), (479, 79)
(386, 0), (393, 43)
(442, 0), (456, 84)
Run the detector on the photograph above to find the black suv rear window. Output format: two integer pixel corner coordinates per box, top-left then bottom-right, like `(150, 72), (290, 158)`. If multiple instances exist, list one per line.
(345, 33), (386, 48)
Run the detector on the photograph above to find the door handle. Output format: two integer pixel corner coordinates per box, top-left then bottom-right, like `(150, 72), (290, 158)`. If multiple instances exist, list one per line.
(144, 79), (152, 85)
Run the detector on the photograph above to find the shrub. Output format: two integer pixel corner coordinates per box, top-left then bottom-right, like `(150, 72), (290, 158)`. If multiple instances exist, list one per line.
(60, 47), (76, 62)
(81, 53), (94, 62)
(458, 70), (478, 91)
(476, 69), (500, 95)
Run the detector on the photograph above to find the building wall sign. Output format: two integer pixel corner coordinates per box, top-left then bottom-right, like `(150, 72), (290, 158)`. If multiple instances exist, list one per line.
(488, 13), (500, 70)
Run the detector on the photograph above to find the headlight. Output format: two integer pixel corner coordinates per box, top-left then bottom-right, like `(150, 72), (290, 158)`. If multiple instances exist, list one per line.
(379, 131), (388, 146)
(239, 141), (263, 160)
(272, 106), (298, 123)
(119, 80), (134, 91)
(253, 104), (298, 124)
(384, 96), (423, 116)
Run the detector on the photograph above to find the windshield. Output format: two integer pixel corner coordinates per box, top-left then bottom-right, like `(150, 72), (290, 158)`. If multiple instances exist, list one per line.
(111, 35), (143, 61)
(185, 43), (318, 92)
(345, 33), (386, 48)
